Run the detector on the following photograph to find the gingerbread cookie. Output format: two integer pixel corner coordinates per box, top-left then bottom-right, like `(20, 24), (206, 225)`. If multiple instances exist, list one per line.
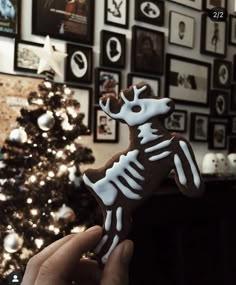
(83, 83), (204, 265)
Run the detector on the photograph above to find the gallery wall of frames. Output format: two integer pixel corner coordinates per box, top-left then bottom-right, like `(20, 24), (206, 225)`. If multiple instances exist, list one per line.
(0, 0), (236, 167)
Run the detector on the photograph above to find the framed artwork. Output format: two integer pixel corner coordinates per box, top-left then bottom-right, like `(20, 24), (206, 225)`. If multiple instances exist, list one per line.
(95, 68), (121, 105)
(190, 113), (209, 142)
(104, 0), (129, 28)
(228, 136), (236, 153)
(208, 119), (228, 149)
(131, 25), (164, 75)
(169, 11), (195, 49)
(135, 0), (164, 26)
(0, 0), (21, 38)
(65, 44), (93, 84)
(32, 0), (95, 44)
(203, 0), (227, 10)
(164, 110), (187, 133)
(229, 15), (236, 45)
(200, 13), (227, 58)
(167, 0), (202, 11)
(210, 90), (229, 117)
(213, 59), (232, 89)
(165, 54), (211, 106)
(127, 73), (161, 97)
(100, 30), (126, 69)
(229, 117), (236, 135)
(230, 85), (236, 112)
(93, 106), (119, 143)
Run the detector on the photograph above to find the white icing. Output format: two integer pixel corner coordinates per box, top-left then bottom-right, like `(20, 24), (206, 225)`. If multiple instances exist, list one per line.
(149, 151), (172, 161)
(126, 164), (144, 181)
(138, 123), (162, 144)
(122, 172), (142, 190)
(116, 207), (122, 231)
(145, 137), (174, 153)
(94, 235), (108, 254)
(179, 141), (201, 189)
(101, 235), (119, 264)
(174, 154), (187, 186)
(100, 85), (172, 126)
(105, 210), (112, 231)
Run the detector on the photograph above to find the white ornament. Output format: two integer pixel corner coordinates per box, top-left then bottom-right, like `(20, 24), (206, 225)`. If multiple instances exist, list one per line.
(61, 113), (73, 131)
(4, 233), (23, 253)
(37, 111), (55, 131)
(55, 204), (76, 222)
(227, 153), (236, 174)
(68, 165), (82, 186)
(201, 153), (218, 174)
(216, 153), (227, 174)
(9, 128), (27, 143)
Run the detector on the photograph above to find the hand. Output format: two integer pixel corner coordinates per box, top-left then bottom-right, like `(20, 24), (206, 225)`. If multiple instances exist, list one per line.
(21, 226), (134, 285)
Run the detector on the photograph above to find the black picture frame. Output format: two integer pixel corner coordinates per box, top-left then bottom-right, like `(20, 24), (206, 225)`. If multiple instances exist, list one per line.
(210, 90), (230, 117)
(229, 15), (236, 46)
(104, 0), (129, 29)
(127, 73), (161, 97)
(0, 0), (21, 38)
(208, 119), (228, 150)
(165, 54), (211, 106)
(95, 67), (121, 105)
(131, 25), (164, 76)
(229, 116), (236, 135)
(230, 85), (236, 113)
(100, 30), (126, 69)
(200, 13), (227, 58)
(203, 0), (227, 10)
(135, 0), (164, 26)
(168, 11), (195, 49)
(65, 43), (93, 84)
(167, 0), (202, 11)
(93, 106), (119, 143)
(164, 110), (187, 133)
(32, 0), (95, 45)
(190, 113), (209, 142)
(213, 59), (232, 89)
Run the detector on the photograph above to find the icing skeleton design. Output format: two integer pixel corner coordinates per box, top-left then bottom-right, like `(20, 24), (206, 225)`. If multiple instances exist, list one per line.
(83, 83), (204, 265)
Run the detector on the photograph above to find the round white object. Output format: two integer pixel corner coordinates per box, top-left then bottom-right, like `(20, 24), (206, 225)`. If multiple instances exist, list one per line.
(9, 128), (27, 143)
(4, 232), (23, 253)
(202, 153), (218, 174)
(55, 205), (76, 222)
(37, 111), (55, 131)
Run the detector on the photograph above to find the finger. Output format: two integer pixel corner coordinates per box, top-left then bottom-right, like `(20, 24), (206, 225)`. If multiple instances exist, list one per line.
(101, 240), (134, 285)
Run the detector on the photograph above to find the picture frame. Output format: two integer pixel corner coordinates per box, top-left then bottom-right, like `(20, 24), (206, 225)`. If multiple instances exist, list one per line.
(168, 11), (195, 49)
(210, 90), (229, 117)
(0, 0), (21, 38)
(135, 0), (165, 27)
(93, 106), (119, 143)
(189, 113), (209, 142)
(95, 68), (121, 105)
(229, 117), (236, 135)
(203, 0), (227, 10)
(233, 55), (236, 81)
(167, 0), (202, 11)
(164, 110), (187, 133)
(32, 0), (95, 45)
(100, 30), (126, 69)
(213, 59), (232, 89)
(165, 54), (211, 106)
(127, 73), (161, 97)
(230, 85), (236, 112)
(229, 15), (236, 46)
(104, 0), (129, 29)
(208, 119), (228, 150)
(65, 43), (93, 84)
(200, 13), (227, 58)
(131, 25), (164, 75)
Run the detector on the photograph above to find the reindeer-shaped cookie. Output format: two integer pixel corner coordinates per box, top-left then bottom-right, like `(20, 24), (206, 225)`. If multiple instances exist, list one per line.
(83, 83), (204, 265)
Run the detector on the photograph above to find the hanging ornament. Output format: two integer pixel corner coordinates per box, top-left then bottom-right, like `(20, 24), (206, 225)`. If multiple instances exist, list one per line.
(37, 111), (55, 131)
(9, 127), (27, 143)
(61, 113), (74, 131)
(68, 165), (82, 186)
(3, 232), (23, 253)
(55, 204), (76, 223)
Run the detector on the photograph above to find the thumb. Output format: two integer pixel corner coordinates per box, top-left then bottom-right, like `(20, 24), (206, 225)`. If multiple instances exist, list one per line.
(101, 240), (134, 285)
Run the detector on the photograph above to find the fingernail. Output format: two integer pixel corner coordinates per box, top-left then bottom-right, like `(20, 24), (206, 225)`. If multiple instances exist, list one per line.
(86, 225), (101, 232)
(121, 241), (134, 264)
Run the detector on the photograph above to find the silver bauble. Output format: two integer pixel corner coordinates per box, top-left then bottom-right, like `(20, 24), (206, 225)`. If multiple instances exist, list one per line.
(37, 111), (55, 131)
(9, 128), (27, 143)
(3, 232), (23, 253)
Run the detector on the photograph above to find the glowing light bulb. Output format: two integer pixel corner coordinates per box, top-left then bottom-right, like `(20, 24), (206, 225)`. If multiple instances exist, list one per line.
(40, 181), (45, 186)
(48, 171), (54, 178)
(27, 198), (33, 204)
(42, 133), (48, 138)
(0, 193), (7, 201)
(56, 150), (63, 158)
(35, 238), (44, 249)
(71, 225), (86, 233)
(30, 209), (38, 216)
(29, 175), (37, 183)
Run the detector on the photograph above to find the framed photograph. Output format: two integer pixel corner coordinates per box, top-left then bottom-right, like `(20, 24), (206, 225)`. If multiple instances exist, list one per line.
(131, 25), (164, 75)
(65, 44), (93, 84)
(203, 0), (227, 10)
(0, 0), (21, 38)
(127, 73), (161, 97)
(165, 54), (211, 106)
(210, 90), (229, 117)
(135, 0), (164, 26)
(208, 119), (228, 149)
(167, 0), (202, 11)
(32, 0), (95, 44)
(164, 110), (187, 133)
(169, 11), (195, 49)
(93, 106), (119, 143)
(213, 59), (232, 89)
(229, 15), (236, 45)
(190, 113), (209, 142)
(229, 117), (236, 135)
(100, 30), (126, 69)
(95, 68), (121, 105)
(200, 13), (227, 58)
(104, 0), (129, 28)
(228, 136), (236, 153)
(230, 85), (236, 112)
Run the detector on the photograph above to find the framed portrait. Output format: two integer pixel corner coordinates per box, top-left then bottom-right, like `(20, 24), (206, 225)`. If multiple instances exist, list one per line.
(169, 11), (195, 49)
(165, 54), (211, 106)
(203, 0), (227, 10)
(167, 0), (202, 11)
(32, 0), (95, 44)
(65, 44), (93, 84)
(229, 15), (236, 45)
(164, 110), (187, 133)
(190, 113), (209, 142)
(213, 59), (232, 89)
(93, 106), (119, 143)
(208, 119), (228, 149)
(229, 117), (236, 135)
(0, 0), (21, 38)
(135, 0), (164, 26)
(95, 68), (121, 105)
(131, 25), (164, 75)
(100, 30), (126, 69)
(127, 73), (161, 97)
(228, 136), (236, 153)
(200, 13), (227, 58)
(104, 0), (129, 28)
(210, 90), (229, 117)
(230, 85), (236, 112)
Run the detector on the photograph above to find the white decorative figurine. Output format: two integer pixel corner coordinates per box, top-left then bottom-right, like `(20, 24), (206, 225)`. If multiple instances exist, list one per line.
(216, 153), (227, 175)
(227, 153), (236, 175)
(201, 153), (218, 174)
